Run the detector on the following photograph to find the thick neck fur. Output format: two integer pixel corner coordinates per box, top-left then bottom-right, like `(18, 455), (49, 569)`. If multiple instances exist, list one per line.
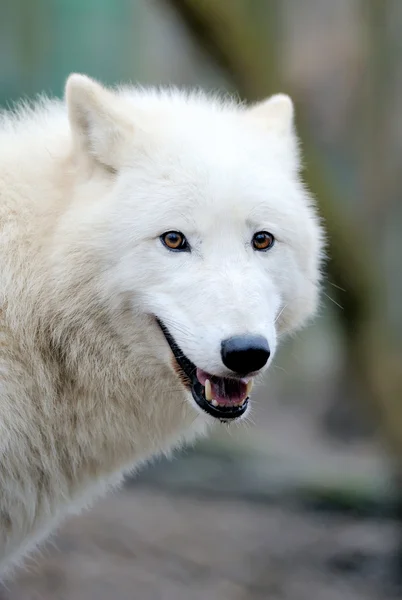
(0, 112), (207, 570)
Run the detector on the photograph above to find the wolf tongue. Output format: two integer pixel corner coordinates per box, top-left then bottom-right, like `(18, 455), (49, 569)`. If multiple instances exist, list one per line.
(196, 368), (248, 404)
(211, 377), (246, 405)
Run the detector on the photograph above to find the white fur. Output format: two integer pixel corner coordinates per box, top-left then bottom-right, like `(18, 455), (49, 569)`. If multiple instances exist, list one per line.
(0, 74), (324, 575)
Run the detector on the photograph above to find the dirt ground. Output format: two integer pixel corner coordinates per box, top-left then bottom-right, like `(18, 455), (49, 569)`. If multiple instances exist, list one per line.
(1, 485), (399, 600)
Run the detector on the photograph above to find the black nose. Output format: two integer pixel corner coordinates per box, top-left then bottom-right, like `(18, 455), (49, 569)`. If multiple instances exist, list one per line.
(221, 335), (270, 375)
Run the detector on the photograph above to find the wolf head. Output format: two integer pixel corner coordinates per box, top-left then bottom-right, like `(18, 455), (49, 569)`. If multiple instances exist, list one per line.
(63, 74), (324, 422)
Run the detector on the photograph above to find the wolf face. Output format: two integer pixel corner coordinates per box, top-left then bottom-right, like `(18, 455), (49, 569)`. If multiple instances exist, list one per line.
(65, 75), (324, 422)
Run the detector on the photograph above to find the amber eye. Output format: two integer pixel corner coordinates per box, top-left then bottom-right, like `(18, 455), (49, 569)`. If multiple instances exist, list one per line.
(252, 231), (275, 251)
(160, 231), (189, 252)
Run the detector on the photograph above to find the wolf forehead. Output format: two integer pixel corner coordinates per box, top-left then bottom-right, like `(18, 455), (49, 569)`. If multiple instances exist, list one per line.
(66, 81), (309, 226)
(65, 74), (322, 257)
(67, 74), (299, 174)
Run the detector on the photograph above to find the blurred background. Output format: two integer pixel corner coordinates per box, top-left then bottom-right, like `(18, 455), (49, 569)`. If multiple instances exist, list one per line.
(1, 1), (402, 598)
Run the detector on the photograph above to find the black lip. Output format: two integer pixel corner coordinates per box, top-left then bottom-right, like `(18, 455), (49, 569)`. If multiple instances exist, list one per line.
(156, 318), (249, 421)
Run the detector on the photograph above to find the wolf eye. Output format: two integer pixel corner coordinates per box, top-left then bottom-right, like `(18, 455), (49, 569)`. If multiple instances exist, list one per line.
(160, 231), (189, 252)
(252, 231), (275, 251)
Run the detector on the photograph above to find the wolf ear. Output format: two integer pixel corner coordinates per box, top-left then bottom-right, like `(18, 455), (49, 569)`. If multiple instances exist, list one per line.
(66, 74), (133, 171)
(248, 94), (294, 135)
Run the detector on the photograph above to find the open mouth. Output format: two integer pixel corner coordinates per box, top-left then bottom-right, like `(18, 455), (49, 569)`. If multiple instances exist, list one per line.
(156, 319), (251, 421)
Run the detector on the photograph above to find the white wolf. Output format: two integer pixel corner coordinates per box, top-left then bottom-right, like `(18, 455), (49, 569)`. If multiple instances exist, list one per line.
(0, 74), (324, 574)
